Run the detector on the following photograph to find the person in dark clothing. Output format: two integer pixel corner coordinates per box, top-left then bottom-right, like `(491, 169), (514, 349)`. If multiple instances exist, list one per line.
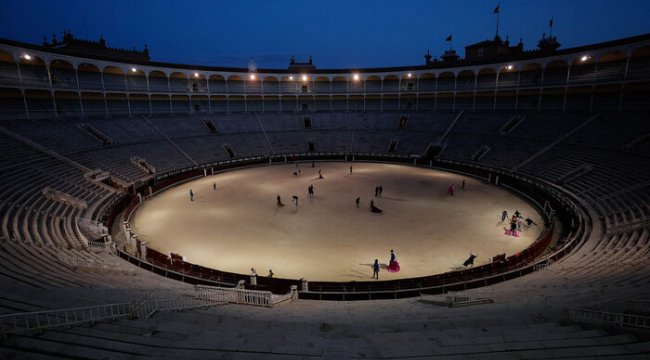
(372, 259), (380, 279)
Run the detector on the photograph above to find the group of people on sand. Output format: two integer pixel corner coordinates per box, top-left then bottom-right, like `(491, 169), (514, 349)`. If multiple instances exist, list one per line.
(502, 210), (537, 237)
(372, 249), (400, 279)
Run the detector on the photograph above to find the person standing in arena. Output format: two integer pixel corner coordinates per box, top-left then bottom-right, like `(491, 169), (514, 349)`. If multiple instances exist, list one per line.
(387, 250), (400, 272)
(189, 189), (194, 201)
(501, 210), (509, 222)
(372, 259), (380, 279)
(308, 184), (314, 197)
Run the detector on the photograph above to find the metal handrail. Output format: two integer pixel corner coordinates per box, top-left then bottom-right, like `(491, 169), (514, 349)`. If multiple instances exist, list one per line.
(568, 308), (650, 329)
(0, 303), (131, 338)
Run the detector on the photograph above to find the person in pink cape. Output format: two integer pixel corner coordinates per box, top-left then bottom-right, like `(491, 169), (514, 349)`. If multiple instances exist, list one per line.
(387, 249), (400, 272)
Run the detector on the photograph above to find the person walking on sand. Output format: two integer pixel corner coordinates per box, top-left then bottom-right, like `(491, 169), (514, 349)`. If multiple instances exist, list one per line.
(308, 184), (314, 197)
(372, 259), (380, 279)
(189, 189), (194, 201)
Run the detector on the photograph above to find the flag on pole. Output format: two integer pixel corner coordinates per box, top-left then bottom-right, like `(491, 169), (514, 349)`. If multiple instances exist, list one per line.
(493, 5), (500, 14)
(446, 35), (452, 42)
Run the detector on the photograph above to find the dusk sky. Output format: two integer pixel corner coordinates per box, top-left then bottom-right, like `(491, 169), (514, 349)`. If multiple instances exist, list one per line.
(1, 0), (649, 69)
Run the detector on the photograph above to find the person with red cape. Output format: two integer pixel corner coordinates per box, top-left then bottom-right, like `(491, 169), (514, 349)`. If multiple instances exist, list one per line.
(387, 249), (400, 272)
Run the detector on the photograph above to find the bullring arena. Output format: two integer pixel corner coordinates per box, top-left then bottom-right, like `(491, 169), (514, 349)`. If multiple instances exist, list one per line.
(1, 12), (650, 359)
(131, 162), (542, 281)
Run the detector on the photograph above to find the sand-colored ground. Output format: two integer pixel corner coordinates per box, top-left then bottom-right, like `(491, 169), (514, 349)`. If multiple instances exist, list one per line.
(130, 162), (542, 281)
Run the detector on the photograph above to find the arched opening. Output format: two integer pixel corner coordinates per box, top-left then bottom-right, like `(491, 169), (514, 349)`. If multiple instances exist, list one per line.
(280, 95), (297, 112)
(540, 87), (565, 110)
(78, 63), (102, 90)
(543, 60), (568, 86)
(596, 51), (627, 82)
(80, 91), (106, 116)
(418, 73), (436, 92)
(497, 65), (518, 88)
(53, 90), (80, 115)
(24, 89), (54, 117)
(417, 93), (435, 110)
(312, 76), (329, 94)
(627, 46), (650, 81)
(126, 68), (147, 92)
(50, 60), (77, 89)
(517, 89), (541, 110)
(128, 94), (149, 114)
(105, 92), (128, 115)
(262, 76), (279, 94)
(622, 82), (650, 110)
(227, 75), (245, 94)
(495, 90), (516, 110)
(401, 73), (416, 92)
(331, 95), (346, 111)
(399, 94), (416, 111)
(331, 76), (347, 93)
(263, 95), (280, 112)
(189, 73), (207, 93)
(592, 84), (622, 111)
(148, 70), (168, 93)
(150, 94), (170, 113)
(171, 94), (190, 113)
(209, 95), (227, 113)
(382, 75), (399, 93)
(103, 66), (126, 91)
(0, 50), (20, 86)
(476, 68), (496, 89)
(565, 86), (591, 111)
(247, 95), (263, 111)
(170, 72), (189, 93)
(191, 94), (209, 112)
(455, 91), (474, 110)
(208, 74), (226, 93)
(246, 76), (263, 94)
(0, 87), (27, 118)
(228, 95), (245, 112)
(474, 91), (494, 110)
(365, 76), (381, 93)
(349, 94), (363, 111)
(519, 63), (542, 87)
(349, 75), (364, 93)
(437, 71), (455, 91)
(365, 94), (380, 111)
(382, 94), (398, 111)
(314, 95), (329, 111)
(297, 95), (312, 112)
(19, 55), (49, 87)
(436, 92), (454, 110)
(456, 70), (475, 91)
(569, 56), (596, 84)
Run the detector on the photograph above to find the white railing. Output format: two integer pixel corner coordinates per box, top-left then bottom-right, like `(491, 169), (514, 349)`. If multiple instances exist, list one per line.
(57, 253), (131, 274)
(0, 303), (132, 337)
(77, 217), (105, 228)
(195, 285), (297, 308)
(568, 308), (650, 329)
(87, 240), (117, 251)
(0, 291), (225, 337)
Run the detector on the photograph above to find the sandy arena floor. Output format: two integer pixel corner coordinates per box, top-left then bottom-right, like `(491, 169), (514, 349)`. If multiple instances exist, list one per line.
(130, 162), (542, 281)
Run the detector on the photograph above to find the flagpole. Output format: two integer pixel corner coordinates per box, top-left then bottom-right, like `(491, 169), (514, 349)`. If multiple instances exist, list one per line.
(496, 9), (500, 37)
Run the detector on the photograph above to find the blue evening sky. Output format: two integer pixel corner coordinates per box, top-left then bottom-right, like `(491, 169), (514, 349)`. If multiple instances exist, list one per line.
(1, 0), (649, 69)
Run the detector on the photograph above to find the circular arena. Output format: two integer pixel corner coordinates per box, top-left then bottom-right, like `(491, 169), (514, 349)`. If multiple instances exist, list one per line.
(1, 4), (650, 357)
(131, 162), (542, 281)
